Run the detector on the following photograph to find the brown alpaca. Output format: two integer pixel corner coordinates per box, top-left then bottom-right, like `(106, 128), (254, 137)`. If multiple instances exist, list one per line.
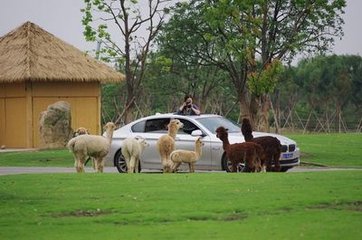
(170, 137), (204, 173)
(156, 119), (184, 173)
(216, 126), (264, 172)
(241, 118), (282, 172)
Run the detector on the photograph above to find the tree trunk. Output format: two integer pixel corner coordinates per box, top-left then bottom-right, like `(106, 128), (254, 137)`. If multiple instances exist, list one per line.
(238, 89), (251, 125)
(257, 94), (270, 132)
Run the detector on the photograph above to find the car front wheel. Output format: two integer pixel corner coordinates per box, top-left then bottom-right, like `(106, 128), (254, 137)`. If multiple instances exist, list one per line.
(280, 166), (292, 172)
(114, 150), (127, 173)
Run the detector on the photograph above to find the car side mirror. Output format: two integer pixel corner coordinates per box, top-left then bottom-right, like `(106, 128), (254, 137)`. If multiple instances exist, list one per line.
(191, 130), (204, 137)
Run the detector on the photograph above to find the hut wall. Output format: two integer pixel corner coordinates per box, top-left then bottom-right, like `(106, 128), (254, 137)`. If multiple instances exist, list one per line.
(0, 82), (101, 148)
(0, 83), (27, 148)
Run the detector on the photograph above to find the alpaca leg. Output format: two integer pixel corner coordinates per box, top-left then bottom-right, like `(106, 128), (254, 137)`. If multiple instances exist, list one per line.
(273, 154), (281, 172)
(172, 162), (182, 172)
(135, 158), (140, 173)
(189, 163), (195, 173)
(165, 158), (173, 173)
(162, 155), (173, 173)
(170, 162), (176, 172)
(160, 152), (168, 172)
(129, 156), (136, 173)
(75, 159), (84, 173)
(99, 159), (105, 173)
(161, 157), (168, 172)
(125, 158), (131, 172)
(95, 158), (104, 173)
(91, 157), (96, 170)
(242, 151), (251, 172)
(74, 154), (86, 173)
(266, 156), (273, 172)
(231, 162), (238, 172)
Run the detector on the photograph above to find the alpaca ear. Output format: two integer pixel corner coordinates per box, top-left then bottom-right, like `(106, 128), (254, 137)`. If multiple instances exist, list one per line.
(225, 128), (229, 132)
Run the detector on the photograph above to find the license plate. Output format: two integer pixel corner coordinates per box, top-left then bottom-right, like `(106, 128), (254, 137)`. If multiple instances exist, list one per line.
(282, 153), (293, 158)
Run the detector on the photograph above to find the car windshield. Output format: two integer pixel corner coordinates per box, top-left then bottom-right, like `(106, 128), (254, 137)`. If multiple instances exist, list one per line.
(195, 116), (241, 134)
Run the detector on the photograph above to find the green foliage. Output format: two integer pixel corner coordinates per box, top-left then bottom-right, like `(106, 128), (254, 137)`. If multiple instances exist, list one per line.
(248, 60), (284, 96)
(293, 54), (360, 113)
(154, 0), (346, 124)
(101, 83), (125, 122)
(0, 172), (361, 239)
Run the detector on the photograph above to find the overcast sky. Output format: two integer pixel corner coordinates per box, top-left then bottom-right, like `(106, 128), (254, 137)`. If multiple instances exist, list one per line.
(1, 0), (361, 59)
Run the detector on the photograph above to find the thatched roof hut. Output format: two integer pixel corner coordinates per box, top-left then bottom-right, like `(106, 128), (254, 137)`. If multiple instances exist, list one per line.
(0, 21), (124, 83)
(0, 22), (124, 148)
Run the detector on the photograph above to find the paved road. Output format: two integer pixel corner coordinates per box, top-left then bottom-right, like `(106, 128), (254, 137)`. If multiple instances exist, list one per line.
(0, 166), (360, 176)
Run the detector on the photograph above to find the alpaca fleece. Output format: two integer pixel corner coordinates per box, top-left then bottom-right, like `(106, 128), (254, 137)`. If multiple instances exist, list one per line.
(170, 137), (203, 173)
(216, 126), (264, 172)
(67, 122), (116, 173)
(122, 137), (149, 173)
(241, 118), (281, 171)
(156, 119), (184, 173)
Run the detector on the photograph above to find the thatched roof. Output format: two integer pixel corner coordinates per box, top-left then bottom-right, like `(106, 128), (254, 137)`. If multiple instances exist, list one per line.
(0, 21), (124, 83)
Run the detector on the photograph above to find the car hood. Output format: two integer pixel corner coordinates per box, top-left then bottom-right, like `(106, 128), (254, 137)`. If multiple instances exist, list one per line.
(226, 131), (296, 145)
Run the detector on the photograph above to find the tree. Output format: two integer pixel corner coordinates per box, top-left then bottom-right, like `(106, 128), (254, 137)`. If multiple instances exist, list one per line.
(294, 55), (359, 132)
(157, 0), (346, 130)
(82, 0), (171, 124)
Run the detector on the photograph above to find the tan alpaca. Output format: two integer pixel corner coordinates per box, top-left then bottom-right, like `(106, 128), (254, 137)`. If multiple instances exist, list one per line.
(156, 119), (183, 173)
(67, 122), (116, 173)
(170, 137), (204, 173)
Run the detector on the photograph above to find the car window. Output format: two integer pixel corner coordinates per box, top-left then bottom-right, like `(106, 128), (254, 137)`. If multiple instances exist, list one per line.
(178, 119), (199, 135)
(196, 116), (240, 133)
(131, 120), (146, 132)
(144, 118), (170, 133)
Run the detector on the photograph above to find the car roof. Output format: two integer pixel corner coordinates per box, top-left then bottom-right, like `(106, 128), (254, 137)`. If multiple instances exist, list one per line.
(152, 113), (222, 119)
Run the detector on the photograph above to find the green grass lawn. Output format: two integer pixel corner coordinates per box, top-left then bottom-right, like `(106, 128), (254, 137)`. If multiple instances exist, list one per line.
(0, 171), (361, 239)
(286, 133), (362, 167)
(0, 149), (73, 167)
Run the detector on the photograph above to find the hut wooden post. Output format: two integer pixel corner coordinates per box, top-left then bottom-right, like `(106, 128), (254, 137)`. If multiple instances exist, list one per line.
(25, 81), (33, 147)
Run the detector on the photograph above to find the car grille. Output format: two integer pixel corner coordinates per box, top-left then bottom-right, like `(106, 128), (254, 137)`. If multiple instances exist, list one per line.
(280, 158), (299, 164)
(281, 144), (296, 152)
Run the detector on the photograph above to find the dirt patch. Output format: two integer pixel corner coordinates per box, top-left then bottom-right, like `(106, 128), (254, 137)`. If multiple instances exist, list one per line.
(222, 212), (248, 221)
(187, 211), (248, 222)
(308, 201), (362, 212)
(51, 209), (112, 218)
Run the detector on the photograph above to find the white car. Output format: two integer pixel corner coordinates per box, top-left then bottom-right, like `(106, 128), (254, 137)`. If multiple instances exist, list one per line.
(105, 113), (300, 172)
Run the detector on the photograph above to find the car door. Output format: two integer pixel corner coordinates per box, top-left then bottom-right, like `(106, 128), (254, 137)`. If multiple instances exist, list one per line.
(136, 118), (170, 170)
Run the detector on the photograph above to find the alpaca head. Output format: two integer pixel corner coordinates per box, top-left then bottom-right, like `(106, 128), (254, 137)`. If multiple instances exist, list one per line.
(195, 137), (204, 147)
(104, 122), (116, 131)
(104, 122), (117, 139)
(215, 126), (228, 140)
(73, 127), (89, 137)
(168, 119), (184, 132)
(136, 137), (150, 150)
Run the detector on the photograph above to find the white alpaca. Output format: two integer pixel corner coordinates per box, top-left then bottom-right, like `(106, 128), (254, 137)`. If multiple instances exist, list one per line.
(170, 137), (204, 173)
(121, 137), (149, 173)
(67, 122), (116, 173)
(156, 119), (184, 173)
